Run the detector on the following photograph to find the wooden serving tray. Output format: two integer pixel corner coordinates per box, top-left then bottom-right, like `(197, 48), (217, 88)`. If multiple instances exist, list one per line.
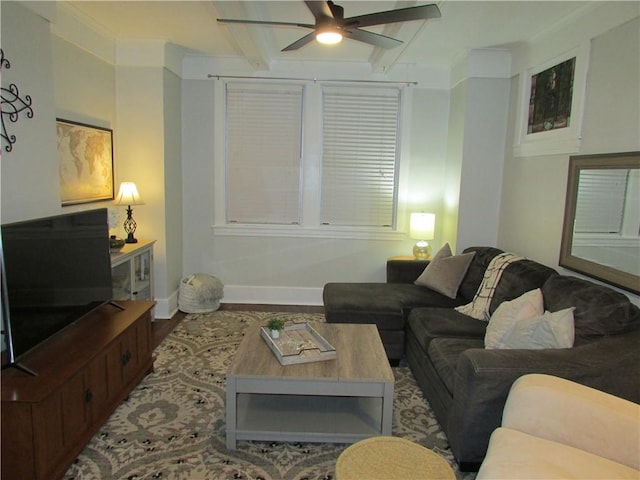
(260, 323), (337, 365)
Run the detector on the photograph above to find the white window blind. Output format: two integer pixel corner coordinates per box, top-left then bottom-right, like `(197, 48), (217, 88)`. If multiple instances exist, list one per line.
(574, 169), (628, 233)
(225, 82), (303, 225)
(321, 86), (400, 227)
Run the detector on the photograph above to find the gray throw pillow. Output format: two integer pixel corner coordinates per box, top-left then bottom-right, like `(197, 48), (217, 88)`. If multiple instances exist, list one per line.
(414, 243), (475, 299)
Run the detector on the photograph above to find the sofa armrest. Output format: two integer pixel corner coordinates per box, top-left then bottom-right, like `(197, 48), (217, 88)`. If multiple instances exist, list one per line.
(386, 258), (428, 284)
(446, 331), (640, 464)
(502, 374), (640, 470)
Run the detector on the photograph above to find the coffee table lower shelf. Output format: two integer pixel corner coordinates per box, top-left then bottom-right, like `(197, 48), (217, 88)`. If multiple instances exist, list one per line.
(225, 324), (394, 450)
(232, 394), (384, 445)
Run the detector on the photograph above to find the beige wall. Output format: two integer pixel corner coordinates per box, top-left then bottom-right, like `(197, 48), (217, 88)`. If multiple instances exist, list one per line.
(2, 1), (638, 309)
(498, 16), (640, 304)
(1, 2), (59, 223)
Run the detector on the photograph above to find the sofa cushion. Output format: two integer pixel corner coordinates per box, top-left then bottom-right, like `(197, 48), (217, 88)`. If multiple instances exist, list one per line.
(488, 260), (557, 315)
(414, 243), (475, 299)
(323, 282), (460, 329)
(458, 247), (504, 301)
(541, 275), (640, 345)
(407, 307), (487, 352)
(456, 252), (525, 320)
(496, 307), (575, 350)
(485, 289), (544, 349)
(428, 337), (484, 395)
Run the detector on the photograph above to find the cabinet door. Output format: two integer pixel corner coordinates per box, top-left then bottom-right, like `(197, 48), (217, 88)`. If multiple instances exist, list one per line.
(1, 403), (35, 480)
(132, 249), (152, 300)
(121, 325), (138, 386)
(61, 371), (91, 445)
(112, 261), (132, 300)
(87, 350), (112, 418)
(105, 321), (145, 396)
(31, 373), (95, 480)
(33, 392), (66, 479)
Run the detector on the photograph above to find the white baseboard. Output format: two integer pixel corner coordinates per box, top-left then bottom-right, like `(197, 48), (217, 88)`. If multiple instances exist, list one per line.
(154, 286), (323, 318)
(153, 289), (179, 319)
(221, 285), (324, 306)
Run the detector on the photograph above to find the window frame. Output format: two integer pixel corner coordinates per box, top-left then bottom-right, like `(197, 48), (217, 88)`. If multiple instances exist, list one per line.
(212, 79), (411, 240)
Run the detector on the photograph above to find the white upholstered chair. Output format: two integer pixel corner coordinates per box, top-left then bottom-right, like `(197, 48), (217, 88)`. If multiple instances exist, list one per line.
(477, 373), (640, 479)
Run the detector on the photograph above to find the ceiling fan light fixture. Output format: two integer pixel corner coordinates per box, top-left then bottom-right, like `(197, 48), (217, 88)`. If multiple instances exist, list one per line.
(315, 28), (342, 45)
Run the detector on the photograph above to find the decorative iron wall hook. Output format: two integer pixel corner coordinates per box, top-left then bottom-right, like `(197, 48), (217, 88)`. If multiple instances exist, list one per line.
(1, 49), (34, 152)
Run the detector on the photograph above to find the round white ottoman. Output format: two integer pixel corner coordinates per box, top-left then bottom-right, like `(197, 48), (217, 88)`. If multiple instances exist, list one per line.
(336, 436), (455, 480)
(178, 273), (224, 313)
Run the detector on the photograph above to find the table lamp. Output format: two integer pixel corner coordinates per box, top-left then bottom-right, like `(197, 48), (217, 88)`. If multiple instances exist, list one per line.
(410, 212), (435, 260)
(114, 182), (144, 243)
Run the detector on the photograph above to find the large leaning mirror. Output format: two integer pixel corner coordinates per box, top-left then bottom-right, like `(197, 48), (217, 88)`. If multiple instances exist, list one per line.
(560, 151), (640, 294)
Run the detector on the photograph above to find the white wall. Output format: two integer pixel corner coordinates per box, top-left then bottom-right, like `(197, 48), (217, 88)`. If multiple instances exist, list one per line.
(444, 50), (512, 254)
(1, 3), (184, 317)
(3, 1), (638, 309)
(162, 68), (184, 315)
(180, 68), (452, 304)
(115, 64), (182, 317)
(53, 36), (116, 130)
(498, 14), (640, 304)
(1, 2), (59, 223)
(455, 77), (510, 251)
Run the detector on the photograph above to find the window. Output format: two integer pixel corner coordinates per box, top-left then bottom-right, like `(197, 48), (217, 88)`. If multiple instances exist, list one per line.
(225, 82), (304, 225)
(218, 80), (405, 238)
(574, 169), (628, 233)
(321, 86), (401, 228)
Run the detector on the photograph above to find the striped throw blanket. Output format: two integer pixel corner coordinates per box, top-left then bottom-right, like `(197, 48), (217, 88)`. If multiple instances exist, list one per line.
(455, 252), (524, 321)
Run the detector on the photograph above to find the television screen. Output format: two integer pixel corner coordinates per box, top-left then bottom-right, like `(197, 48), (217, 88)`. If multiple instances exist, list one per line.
(1, 208), (113, 365)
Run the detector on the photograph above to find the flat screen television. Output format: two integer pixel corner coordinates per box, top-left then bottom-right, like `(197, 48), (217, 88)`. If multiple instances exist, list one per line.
(1, 208), (113, 374)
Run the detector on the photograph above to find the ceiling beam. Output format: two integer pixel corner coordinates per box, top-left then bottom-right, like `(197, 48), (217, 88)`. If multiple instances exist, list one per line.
(368, 1), (434, 74)
(210, 1), (270, 71)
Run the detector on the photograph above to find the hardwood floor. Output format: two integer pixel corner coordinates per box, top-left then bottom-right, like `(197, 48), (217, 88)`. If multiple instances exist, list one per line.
(151, 303), (325, 348)
(151, 311), (187, 349)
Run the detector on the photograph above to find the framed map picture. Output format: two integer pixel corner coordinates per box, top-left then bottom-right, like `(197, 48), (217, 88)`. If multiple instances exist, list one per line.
(57, 119), (114, 205)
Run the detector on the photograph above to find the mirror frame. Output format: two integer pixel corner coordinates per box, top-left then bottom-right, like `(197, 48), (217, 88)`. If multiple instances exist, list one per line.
(560, 151), (640, 294)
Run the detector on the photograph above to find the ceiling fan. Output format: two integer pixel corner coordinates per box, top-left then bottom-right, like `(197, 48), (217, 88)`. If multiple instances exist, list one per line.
(217, 1), (441, 51)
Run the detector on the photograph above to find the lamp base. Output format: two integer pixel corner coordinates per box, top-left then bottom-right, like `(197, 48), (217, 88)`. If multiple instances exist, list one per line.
(123, 205), (138, 243)
(413, 241), (431, 260)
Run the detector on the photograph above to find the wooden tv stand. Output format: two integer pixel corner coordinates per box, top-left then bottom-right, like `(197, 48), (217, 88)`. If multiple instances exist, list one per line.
(1, 300), (155, 480)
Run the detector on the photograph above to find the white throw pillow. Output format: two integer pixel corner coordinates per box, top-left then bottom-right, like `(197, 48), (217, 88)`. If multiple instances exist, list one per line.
(414, 243), (475, 299)
(496, 307), (576, 350)
(485, 289), (544, 349)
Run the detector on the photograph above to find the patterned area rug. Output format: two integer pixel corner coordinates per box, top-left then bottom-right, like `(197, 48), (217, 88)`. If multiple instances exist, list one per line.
(64, 311), (476, 480)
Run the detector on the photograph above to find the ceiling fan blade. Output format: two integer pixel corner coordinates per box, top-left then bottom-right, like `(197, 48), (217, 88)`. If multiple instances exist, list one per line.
(344, 4), (441, 29)
(344, 29), (403, 49)
(217, 18), (315, 29)
(304, 1), (334, 20)
(282, 32), (316, 51)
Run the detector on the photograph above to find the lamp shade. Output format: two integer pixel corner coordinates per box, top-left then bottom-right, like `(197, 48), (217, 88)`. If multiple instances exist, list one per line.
(114, 182), (144, 206)
(410, 213), (435, 240)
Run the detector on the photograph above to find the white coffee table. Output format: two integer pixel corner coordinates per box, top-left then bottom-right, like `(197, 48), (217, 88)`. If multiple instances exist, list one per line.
(226, 323), (394, 449)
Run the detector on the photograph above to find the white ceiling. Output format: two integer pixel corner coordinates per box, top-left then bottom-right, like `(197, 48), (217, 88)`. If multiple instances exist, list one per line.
(66, 1), (594, 69)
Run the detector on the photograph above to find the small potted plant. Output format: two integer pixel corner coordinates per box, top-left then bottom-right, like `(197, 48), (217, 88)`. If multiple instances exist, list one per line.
(266, 318), (285, 339)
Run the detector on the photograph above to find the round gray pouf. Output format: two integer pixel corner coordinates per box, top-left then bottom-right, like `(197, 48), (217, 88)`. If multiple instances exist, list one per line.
(178, 274), (224, 313)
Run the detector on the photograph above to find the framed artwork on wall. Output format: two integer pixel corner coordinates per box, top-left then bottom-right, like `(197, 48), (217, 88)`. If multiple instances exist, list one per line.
(513, 42), (590, 157)
(56, 119), (114, 205)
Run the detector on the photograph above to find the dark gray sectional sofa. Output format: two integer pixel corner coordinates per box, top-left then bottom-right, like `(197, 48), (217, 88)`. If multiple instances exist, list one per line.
(323, 246), (640, 469)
